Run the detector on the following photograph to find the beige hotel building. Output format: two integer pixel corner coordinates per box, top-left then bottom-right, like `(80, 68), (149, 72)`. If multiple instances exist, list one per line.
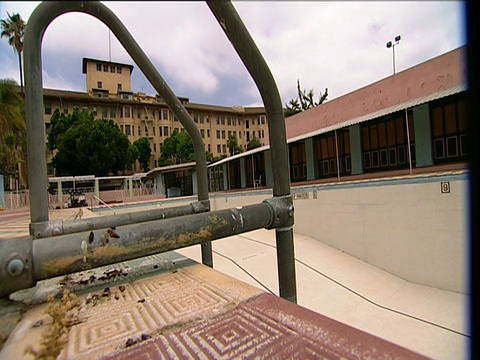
(42, 57), (268, 175)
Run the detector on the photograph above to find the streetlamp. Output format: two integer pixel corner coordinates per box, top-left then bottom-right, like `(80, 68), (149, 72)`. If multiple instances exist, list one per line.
(386, 35), (401, 75)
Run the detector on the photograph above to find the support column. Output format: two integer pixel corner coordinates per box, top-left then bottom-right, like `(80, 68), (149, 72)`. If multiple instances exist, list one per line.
(349, 124), (363, 175)
(57, 181), (63, 204)
(128, 177), (133, 198)
(305, 138), (315, 180)
(222, 163), (229, 190)
(192, 169), (198, 195)
(240, 157), (247, 188)
(94, 179), (100, 199)
(264, 150), (273, 187)
(413, 103), (433, 167)
(0, 176), (5, 209)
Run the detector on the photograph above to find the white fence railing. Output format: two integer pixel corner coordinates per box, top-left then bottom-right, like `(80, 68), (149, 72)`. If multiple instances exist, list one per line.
(1, 190), (30, 210)
(1, 184), (162, 211)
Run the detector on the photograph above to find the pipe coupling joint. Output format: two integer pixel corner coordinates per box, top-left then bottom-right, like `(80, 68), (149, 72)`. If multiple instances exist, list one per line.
(263, 195), (294, 230)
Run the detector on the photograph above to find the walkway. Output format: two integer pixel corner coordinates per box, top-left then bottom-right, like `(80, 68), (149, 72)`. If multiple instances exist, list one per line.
(0, 206), (470, 359)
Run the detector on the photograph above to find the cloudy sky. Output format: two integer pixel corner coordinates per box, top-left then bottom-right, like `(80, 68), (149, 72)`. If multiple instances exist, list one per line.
(0, 1), (467, 107)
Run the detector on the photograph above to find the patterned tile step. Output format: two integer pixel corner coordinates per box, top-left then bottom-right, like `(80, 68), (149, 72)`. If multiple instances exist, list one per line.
(0, 264), (263, 360)
(103, 293), (430, 360)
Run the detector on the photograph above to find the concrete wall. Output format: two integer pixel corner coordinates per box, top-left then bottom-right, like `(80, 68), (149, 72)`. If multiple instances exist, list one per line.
(209, 172), (469, 294)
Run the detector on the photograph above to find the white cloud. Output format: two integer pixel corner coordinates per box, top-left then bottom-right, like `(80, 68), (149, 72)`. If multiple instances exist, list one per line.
(0, 1), (467, 106)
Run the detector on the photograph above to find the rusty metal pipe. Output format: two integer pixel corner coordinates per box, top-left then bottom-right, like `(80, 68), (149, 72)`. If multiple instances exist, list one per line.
(32, 203), (274, 280)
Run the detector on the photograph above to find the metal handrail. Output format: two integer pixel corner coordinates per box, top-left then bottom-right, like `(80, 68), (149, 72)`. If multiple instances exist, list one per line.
(0, 1), (296, 303)
(91, 194), (116, 215)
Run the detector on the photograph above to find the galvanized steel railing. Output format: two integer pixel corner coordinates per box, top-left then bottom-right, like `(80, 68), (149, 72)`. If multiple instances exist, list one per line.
(0, 1), (297, 303)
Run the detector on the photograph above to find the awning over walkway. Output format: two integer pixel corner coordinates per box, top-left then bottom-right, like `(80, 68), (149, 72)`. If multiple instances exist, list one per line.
(287, 83), (467, 144)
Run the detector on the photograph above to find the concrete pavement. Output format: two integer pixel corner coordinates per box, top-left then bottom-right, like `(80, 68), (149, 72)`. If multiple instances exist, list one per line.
(0, 206), (471, 359)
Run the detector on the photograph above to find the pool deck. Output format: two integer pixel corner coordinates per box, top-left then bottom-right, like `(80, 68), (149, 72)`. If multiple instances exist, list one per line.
(0, 205), (471, 359)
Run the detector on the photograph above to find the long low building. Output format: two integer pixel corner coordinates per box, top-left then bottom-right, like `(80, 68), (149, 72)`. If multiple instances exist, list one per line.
(208, 46), (467, 191)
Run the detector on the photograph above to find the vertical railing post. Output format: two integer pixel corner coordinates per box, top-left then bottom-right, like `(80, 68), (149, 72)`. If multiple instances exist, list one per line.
(207, 1), (297, 303)
(23, 1), (213, 266)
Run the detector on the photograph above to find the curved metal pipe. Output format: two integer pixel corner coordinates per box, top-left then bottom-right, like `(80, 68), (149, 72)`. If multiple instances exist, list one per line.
(206, 2), (296, 302)
(23, 1), (209, 225)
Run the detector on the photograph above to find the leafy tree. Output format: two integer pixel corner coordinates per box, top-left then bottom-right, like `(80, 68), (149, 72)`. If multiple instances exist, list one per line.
(51, 114), (132, 176)
(284, 79), (328, 117)
(0, 78), (25, 135)
(48, 107), (83, 150)
(0, 78), (26, 186)
(158, 130), (195, 166)
(126, 143), (140, 173)
(133, 137), (151, 172)
(226, 133), (243, 156)
(177, 131), (195, 163)
(247, 135), (262, 150)
(1, 13), (26, 97)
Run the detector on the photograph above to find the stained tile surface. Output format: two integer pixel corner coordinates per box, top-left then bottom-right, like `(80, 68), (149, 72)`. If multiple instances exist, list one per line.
(102, 293), (429, 360)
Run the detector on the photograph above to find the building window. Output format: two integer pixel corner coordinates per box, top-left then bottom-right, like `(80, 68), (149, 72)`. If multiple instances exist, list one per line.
(117, 83), (122, 91)
(103, 64), (108, 72)
(159, 126), (162, 137)
(138, 126), (141, 136)
(45, 104), (52, 115)
(315, 130), (351, 179)
(97, 81), (102, 89)
(217, 144), (221, 154)
(164, 126), (169, 137)
(216, 130), (220, 139)
(92, 107), (97, 116)
(102, 107), (108, 118)
(110, 108), (116, 118)
(124, 107), (131, 118)
(111, 65), (115, 73)
(125, 125), (131, 136)
(82, 106), (88, 113)
(222, 130), (226, 139)
(63, 104), (69, 114)
(207, 129), (210, 138)
(362, 112), (414, 172)
(96, 63), (102, 71)
(289, 142), (307, 182)
(117, 66), (122, 74)
(153, 143), (156, 152)
(200, 114), (204, 124)
(228, 117), (231, 126)
(194, 114), (198, 123)
(163, 109), (169, 120)
(222, 144), (227, 154)
(430, 94), (468, 163)
(200, 129), (205, 138)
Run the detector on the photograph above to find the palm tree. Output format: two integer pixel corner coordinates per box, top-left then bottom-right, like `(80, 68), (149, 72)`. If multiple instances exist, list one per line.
(1, 12), (26, 97)
(0, 78), (27, 187)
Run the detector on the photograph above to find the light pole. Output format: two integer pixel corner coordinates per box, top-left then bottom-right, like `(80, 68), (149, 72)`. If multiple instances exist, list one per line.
(386, 35), (401, 75)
